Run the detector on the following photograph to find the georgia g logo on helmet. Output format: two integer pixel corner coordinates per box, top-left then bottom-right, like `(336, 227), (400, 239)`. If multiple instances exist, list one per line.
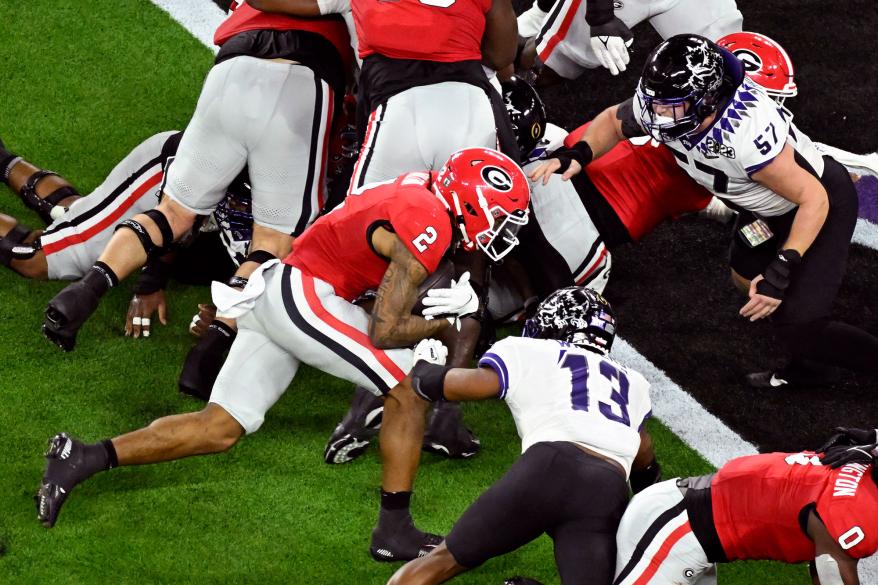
(481, 166), (513, 192)
(733, 48), (763, 73)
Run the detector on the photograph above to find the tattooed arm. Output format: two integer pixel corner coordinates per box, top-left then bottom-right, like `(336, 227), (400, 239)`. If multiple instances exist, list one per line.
(368, 227), (450, 349)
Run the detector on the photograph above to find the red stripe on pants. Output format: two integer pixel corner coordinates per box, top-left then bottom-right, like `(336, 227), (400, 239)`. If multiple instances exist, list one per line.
(631, 521), (692, 585)
(299, 273), (407, 383)
(42, 171), (163, 255)
(538, 0), (584, 64)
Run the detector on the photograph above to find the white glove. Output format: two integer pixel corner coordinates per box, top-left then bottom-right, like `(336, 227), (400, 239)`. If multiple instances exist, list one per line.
(589, 17), (633, 76)
(421, 271), (480, 330)
(412, 338), (448, 366)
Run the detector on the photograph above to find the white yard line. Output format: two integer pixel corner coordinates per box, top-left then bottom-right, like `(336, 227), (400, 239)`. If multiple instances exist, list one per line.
(147, 2), (878, 578)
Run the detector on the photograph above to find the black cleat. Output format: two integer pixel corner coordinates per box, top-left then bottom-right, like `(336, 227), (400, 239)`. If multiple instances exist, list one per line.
(369, 525), (443, 562)
(178, 321), (236, 400)
(422, 402), (480, 459)
(35, 433), (81, 528)
(324, 387), (384, 464)
(504, 578), (546, 585)
(42, 280), (102, 351)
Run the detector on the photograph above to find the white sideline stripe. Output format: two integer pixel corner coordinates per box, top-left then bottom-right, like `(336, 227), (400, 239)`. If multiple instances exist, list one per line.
(149, 0), (225, 54)
(854, 218), (878, 250)
(148, 3), (878, 579)
(612, 338), (759, 467)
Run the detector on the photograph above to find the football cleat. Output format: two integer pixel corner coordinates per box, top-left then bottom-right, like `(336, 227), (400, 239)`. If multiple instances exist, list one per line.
(42, 280), (102, 351)
(504, 578), (547, 585)
(370, 524), (443, 562)
(516, 4), (549, 39)
(422, 402), (481, 459)
(324, 387), (384, 464)
(35, 433), (82, 528)
(178, 321), (236, 401)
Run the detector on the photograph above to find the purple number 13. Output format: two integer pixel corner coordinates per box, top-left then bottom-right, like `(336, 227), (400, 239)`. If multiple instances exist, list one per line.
(562, 354), (631, 426)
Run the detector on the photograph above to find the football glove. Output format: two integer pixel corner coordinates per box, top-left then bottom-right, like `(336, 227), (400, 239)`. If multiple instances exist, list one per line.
(755, 249), (801, 300)
(421, 271), (480, 330)
(412, 338), (448, 367)
(589, 17), (634, 75)
(821, 443), (878, 469)
(818, 427), (878, 452)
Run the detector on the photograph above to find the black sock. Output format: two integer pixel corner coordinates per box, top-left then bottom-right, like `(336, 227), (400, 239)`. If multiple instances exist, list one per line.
(81, 261), (119, 298)
(379, 490), (414, 527)
(47, 438), (117, 489)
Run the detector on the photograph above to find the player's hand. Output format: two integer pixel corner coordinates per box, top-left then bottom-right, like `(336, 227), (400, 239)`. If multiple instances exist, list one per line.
(422, 271), (480, 330)
(188, 303), (217, 338)
(528, 158), (582, 185)
(821, 442), (878, 469)
(589, 17), (634, 76)
(818, 427), (878, 452)
(125, 290), (168, 338)
(739, 275), (782, 321)
(412, 338), (448, 366)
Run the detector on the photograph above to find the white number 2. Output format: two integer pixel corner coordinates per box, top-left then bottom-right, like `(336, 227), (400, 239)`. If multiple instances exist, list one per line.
(785, 452), (821, 466)
(418, 0), (456, 6)
(412, 226), (438, 252)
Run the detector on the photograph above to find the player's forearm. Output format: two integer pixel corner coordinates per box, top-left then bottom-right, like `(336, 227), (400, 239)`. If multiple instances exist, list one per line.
(368, 313), (449, 349)
(580, 105), (625, 160)
(783, 190), (828, 255)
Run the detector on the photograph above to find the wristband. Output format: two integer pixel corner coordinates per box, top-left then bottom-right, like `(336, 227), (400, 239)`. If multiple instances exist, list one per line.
(227, 275), (249, 289)
(410, 361), (451, 402)
(755, 248), (801, 300)
(554, 142), (593, 174)
(133, 257), (171, 295)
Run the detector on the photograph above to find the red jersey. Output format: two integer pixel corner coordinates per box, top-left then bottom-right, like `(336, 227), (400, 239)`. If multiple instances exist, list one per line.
(284, 172), (453, 301)
(711, 452), (878, 562)
(352, 0), (489, 61)
(214, 3), (354, 70)
(565, 124), (713, 242)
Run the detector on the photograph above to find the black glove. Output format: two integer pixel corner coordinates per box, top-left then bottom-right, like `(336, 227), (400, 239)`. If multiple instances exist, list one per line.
(755, 248), (801, 300)
(818, 427), (878, 452)
(630, 457), (662, 494)
(821, 443), (878, 468)
(553, 142), (593, 174)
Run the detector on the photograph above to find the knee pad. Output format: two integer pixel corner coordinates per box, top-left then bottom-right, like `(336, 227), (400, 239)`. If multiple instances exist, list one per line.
(20, 170), (79, 224)
(0, 224), (36, 266)
(114, 208), (174, 258)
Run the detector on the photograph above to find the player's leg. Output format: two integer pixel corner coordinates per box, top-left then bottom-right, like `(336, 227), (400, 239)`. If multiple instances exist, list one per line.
(614, 479), (714, 585)
(771, 157), (878, 378)
(0, 140), (81, 224)
(41, 61), (250, 351)
(178, 62), (332, 399)
(547, 447), (628, 585)
(648, 0), (743, 42)
(36, 315), (299, 528)
(0, 212), (47, 278)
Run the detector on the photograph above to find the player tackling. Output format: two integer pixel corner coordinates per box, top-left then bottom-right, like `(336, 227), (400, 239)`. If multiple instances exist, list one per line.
(35, 147), (530, 563)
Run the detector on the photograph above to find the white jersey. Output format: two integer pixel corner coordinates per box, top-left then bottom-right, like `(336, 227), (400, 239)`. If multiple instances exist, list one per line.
(478, 336), (651, 476)
(644, 77), (825, 217)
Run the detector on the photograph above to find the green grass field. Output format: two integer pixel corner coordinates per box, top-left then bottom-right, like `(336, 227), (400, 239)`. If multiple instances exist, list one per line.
(1, 2), (809, 582)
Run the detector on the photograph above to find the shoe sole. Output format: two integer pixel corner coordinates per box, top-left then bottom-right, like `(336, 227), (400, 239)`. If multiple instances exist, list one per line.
(324, 435), (371, 464)
(42, 323), (75, 352)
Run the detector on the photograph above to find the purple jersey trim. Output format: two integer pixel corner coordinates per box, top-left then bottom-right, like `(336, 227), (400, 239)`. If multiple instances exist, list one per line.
(479, 352), (509, 399)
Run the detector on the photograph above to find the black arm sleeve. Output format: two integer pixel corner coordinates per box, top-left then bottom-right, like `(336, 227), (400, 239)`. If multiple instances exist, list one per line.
(585, 0), (614, 26)
(617, 97), (647, 139)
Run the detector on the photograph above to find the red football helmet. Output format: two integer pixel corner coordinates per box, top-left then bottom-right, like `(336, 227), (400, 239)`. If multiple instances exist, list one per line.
(434, 147), (530, 262)
(717, 32), (797, 104)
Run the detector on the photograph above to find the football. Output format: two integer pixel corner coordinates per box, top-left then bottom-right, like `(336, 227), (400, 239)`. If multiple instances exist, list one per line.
(412, 258), (456, 316)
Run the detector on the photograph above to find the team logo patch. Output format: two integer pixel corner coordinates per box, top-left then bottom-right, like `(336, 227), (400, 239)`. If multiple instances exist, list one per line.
(733, 48), (763, 73)
(613, 0), (623, 7)
(481, 166), (513, 191)
(703, 136), (736, 159)
(684, 568), (695, 578)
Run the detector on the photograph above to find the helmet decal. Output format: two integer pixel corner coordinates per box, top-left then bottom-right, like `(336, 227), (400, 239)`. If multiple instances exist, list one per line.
(481, 166), (513, 192)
